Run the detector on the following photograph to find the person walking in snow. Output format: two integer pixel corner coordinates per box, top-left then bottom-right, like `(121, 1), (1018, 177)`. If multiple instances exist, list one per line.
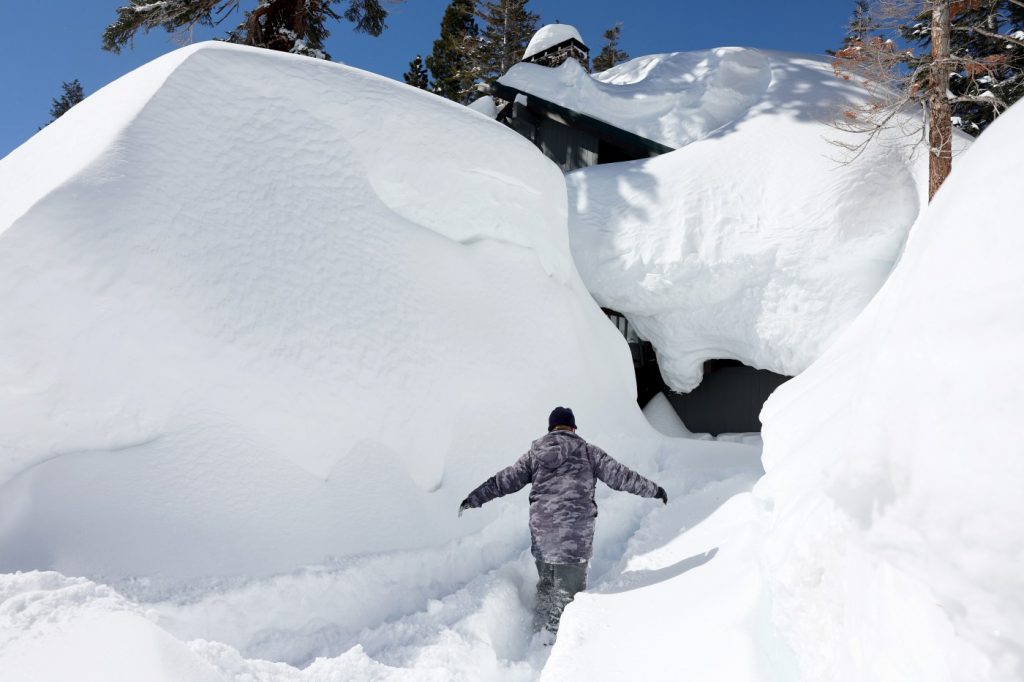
(458, 406), (667, 636)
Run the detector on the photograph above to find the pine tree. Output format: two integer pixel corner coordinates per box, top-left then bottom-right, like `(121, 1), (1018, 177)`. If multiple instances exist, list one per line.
(426, 0), (481, 104)
(48, 79), (85, 122)
(404, 54), (430, 89)
(102, 0), (395, 60)
(829, 0), (1020, 198)
(475, 0), (539, 85)
(591, 23), (629, 72)
(828, 0), (876, 55)
(902, 0), (1024, 135)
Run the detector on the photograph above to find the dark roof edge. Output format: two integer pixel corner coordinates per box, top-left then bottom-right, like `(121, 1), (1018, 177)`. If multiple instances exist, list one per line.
(525, 37), (591, 60)
(490, 81), (675, 157)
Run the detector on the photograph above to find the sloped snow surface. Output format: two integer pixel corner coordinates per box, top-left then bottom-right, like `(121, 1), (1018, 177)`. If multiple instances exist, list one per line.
(0, 42), (777, 682)
(555, 48), (969, 390)
(6, 37), (1011, 682)
(0, 41), (639, 581)
(757, 101), (1024, 681)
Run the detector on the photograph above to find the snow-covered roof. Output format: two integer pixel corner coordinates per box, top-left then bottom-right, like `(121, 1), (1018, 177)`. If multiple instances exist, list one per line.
(523, 23), (586, 61)
(564, 47), (971, 391)
(500, 47), (776, 150)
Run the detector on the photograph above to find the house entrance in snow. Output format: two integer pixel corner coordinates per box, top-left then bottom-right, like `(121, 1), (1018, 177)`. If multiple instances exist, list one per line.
(603, 310), (790, 435)
(665, 360), (790, 435)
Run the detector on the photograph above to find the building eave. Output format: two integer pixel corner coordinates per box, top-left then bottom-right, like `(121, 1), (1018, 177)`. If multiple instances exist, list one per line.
(490, 80), (675, 159)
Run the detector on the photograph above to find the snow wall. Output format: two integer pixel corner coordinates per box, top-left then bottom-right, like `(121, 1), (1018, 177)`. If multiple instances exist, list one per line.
(757, 101), (1024, 681)
(0, 42), (650, 583)
(510, 48), (968, 391)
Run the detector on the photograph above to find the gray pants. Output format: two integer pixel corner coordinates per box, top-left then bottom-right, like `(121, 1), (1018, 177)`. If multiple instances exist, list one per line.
(534, 559), (588, 634)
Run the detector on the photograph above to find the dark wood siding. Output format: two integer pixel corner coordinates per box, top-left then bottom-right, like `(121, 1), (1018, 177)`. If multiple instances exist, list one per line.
(538, 117), (599, 171)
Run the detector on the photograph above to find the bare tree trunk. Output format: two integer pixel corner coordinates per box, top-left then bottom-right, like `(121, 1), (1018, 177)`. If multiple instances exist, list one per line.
(928, 0), (952, 200)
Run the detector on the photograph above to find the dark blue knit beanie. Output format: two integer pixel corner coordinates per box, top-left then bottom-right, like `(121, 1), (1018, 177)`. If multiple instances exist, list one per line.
(548, 406), (576, 432)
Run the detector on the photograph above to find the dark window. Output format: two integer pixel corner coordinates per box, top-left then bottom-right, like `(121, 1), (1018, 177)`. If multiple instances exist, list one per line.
(597, 138), (646, 164)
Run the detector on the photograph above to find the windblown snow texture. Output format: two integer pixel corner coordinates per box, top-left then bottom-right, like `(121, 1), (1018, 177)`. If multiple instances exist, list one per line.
(0, 42), (645, 582)
(758, 101), (1024, 681)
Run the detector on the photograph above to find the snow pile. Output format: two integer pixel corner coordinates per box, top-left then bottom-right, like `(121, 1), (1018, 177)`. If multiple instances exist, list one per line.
(556, 48), (969, 390)
(0, 41), (645, 583)
(522, 23), (585, 61)
(757, 102), (1024, 680)
(468, 94), (499, 117)
(0, 572), (227, 682)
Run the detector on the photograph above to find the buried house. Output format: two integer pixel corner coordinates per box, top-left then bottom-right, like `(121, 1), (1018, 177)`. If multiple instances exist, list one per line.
(476, 25), (942, 435)
(487, 24), (672, 172)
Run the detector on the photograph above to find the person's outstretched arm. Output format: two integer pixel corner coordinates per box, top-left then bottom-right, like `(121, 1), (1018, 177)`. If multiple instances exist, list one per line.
(460, 452), (533, 515)
(589, 445), (665, 502)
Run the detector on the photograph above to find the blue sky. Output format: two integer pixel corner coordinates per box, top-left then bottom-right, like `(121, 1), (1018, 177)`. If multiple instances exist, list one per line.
(1, 1), (854, 158)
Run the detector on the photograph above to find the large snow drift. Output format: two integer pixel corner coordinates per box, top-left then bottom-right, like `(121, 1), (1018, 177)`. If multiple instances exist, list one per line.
(757, 102), (1024, 681)
(510, 48), (968, 390)
(0, 42), (646, 582)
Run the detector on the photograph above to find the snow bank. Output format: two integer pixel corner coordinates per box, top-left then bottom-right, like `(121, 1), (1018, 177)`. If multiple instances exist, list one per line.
(757, 101), (1024, 681)
(0, 42), (646, 582)
(0, 572), (226, 682)
(559, 48), (968, 390)
(522, 24), (585, 61)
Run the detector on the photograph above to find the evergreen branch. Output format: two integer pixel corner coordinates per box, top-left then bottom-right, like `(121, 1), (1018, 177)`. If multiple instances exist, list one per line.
(954, 23), (1024, 49)
(103, 0), (234, 52)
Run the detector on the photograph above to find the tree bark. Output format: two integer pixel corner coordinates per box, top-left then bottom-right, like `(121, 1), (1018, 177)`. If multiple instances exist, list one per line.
(928, 0), (953, 201)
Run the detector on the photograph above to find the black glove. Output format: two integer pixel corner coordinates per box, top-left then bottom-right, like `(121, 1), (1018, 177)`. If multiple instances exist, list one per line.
(654, 486), (668, 505)
(458, 498), (473, 517)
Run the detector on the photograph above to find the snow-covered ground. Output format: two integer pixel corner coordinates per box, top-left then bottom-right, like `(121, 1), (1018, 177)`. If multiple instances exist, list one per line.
(0, 41), (775, 681)
(0, 436), (769, 681)
(504, 48), (970, 391)
(0, 41), (649, 583)
(2, 36), (1020, 682)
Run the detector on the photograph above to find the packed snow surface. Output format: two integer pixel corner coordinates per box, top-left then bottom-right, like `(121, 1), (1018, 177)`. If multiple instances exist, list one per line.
(549, 48), (969, 390)
(757, 101), (1024, 681)
(0, 40), (788, 682)
(522, 24), (585, 61)
(0, 40), (796, 681)
(0, 41), (643, 582)
(5, 35), (1009, 682)
(0, 435), (771, 681)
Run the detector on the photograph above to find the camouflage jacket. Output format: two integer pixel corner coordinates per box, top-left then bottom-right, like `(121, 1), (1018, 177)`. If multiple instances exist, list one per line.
(465, 430), (659, 563)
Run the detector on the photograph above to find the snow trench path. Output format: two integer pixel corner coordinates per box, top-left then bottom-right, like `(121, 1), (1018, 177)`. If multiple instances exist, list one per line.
(125, 438), (772, 682)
